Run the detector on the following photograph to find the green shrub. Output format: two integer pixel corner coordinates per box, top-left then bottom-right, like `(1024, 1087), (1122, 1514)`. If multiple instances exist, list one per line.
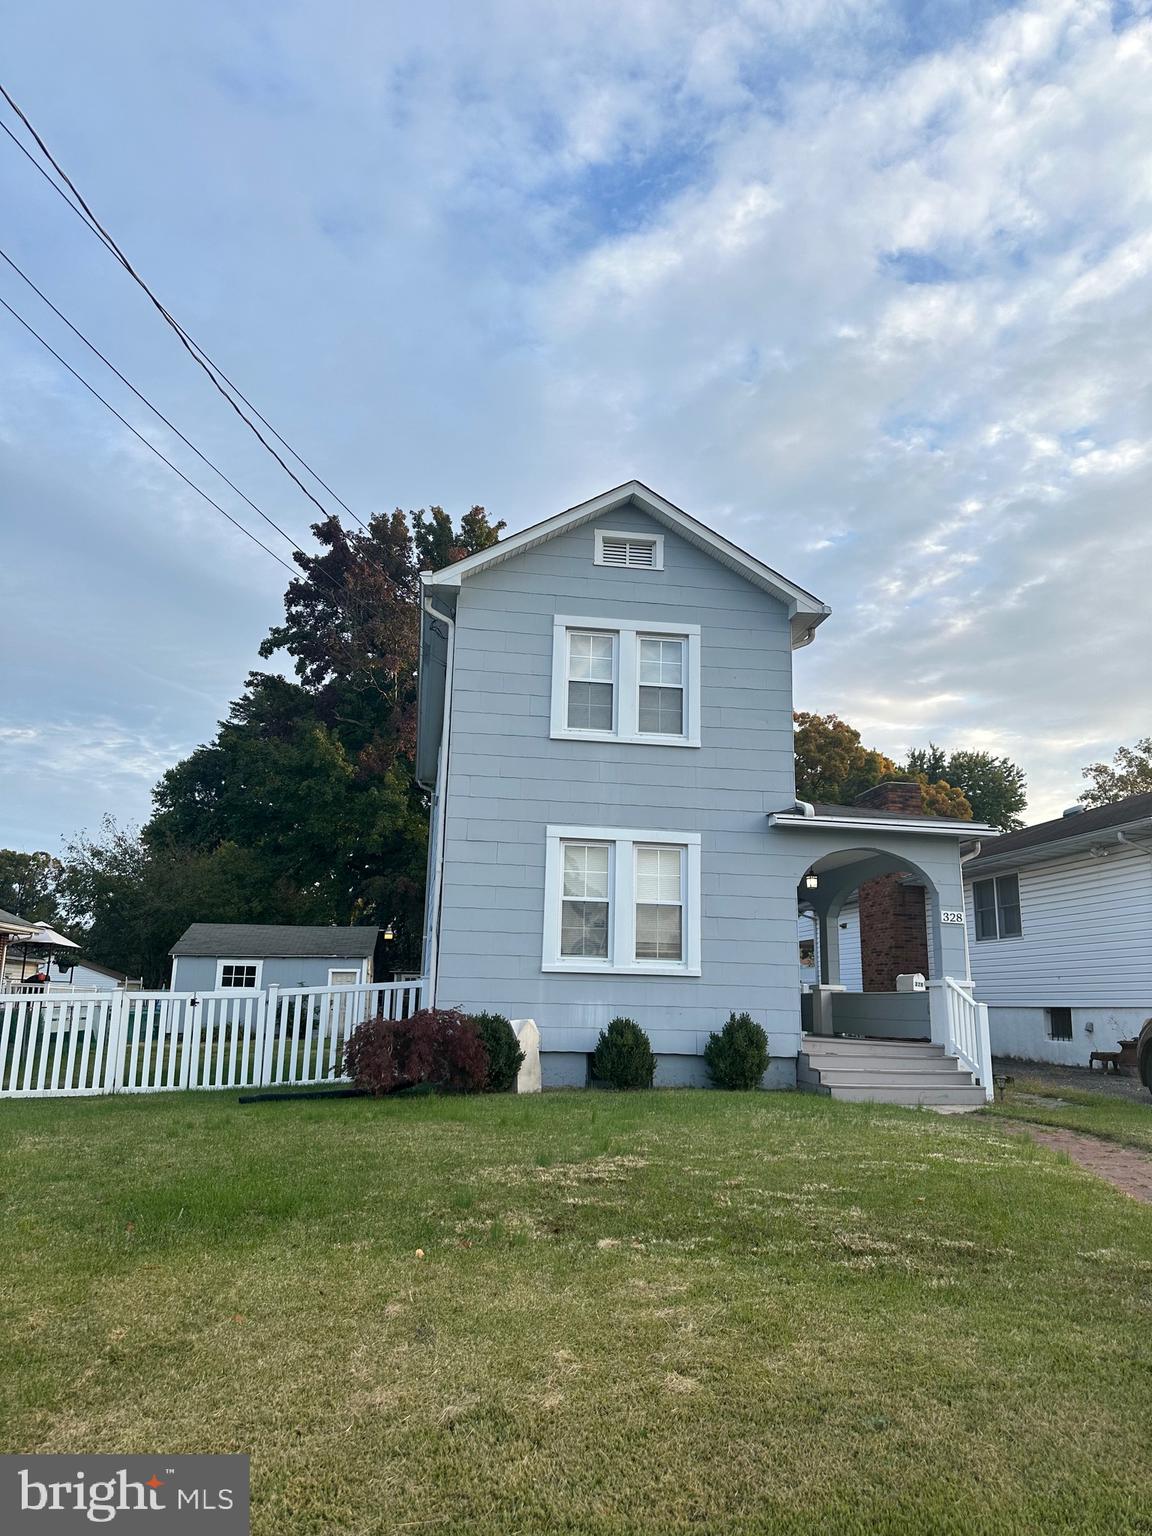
(591, 1016), (655, 1090)
(472, 1012), (524, 1093)
(704, 1012), (769, 1090)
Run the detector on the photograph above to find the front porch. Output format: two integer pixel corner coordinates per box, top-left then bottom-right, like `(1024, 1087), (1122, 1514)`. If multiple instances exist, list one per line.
(769, 783), (996, 1105)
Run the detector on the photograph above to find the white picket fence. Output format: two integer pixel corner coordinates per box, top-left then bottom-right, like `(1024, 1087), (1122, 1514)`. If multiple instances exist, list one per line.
(0, 980), (425, 1099)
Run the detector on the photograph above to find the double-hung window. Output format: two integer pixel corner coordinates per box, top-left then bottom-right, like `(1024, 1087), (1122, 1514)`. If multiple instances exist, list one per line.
(551, 617), (700, 746)
(972, 874), (1022, 940)
(544, 827), (701, 975)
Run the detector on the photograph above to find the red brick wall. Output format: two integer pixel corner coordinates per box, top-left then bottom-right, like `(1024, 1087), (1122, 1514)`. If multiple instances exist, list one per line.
(858, 875), (929, 991)
(853, 780), (929, 991)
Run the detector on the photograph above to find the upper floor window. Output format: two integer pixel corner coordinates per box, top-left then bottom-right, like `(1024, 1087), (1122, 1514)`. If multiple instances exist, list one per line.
(973, 874), (1022, 940)
(543, 825), (701, 975)
(551, 616), (700, 748)
(594, 529), (664, 570)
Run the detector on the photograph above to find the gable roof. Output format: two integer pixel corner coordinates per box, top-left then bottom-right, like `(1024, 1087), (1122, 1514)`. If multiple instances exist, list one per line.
(966, 792), (1152, 873)
(422, 481), (831, 648)
(170, 924), (379, 959)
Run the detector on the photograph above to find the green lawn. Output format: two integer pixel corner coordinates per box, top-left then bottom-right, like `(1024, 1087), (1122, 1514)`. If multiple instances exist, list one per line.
(2, 1090), (1151, 1535)
(984, 1078), (1152, 1152)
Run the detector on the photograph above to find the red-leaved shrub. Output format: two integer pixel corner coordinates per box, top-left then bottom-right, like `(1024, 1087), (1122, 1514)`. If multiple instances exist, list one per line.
(343, 1008), (489, 1096)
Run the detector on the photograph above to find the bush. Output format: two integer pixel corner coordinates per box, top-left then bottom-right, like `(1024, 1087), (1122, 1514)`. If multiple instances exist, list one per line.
(591, 1016), (655, 1090)
(704, 1012), (769, 1090)
(343, 1008), (489, 1096)
(473, 1012), (524, 1093)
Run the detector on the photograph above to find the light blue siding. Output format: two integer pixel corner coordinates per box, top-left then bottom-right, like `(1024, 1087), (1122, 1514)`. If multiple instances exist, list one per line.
(170, 956), (365, 992)
(430, 507), (976, 1073)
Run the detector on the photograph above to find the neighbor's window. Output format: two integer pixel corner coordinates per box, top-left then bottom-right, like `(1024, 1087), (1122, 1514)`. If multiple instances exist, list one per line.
(635, 845), (684, 961)
(544, 826), (701, 975)
(560, 842), (612, 958)
(973, 874), (1022, 940)
(219, 962), (259, 988)
(552, 618), (700, 746)
(1047, 1007), (1073, 1041)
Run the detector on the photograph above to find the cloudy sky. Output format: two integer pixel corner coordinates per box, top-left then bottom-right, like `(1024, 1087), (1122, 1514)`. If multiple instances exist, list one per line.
(2, 0), (1150, 853)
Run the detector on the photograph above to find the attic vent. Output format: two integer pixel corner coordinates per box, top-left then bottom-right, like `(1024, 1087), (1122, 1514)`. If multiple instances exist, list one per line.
(594, 528), (664, 570)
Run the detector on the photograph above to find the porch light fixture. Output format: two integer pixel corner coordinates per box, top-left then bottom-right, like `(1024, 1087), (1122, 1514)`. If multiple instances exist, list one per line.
(383, 922), (395, 941)
(804, 874), (819, 890)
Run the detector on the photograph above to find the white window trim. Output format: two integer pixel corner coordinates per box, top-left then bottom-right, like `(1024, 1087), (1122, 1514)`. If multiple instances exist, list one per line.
(594, 528), (665, 570)
(550, 616), (701, 748)
(542, 825), (702, 976)
(328, 965), (365, 986)
(215, 958), (264, 990)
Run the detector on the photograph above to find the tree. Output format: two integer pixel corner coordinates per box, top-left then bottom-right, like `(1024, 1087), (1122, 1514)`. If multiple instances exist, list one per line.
(58, 817), (269, 986)
(1079, 738), (1152, 808)
(0, 849), (63, 922)
(905, 745), (1027, 831)
(138, 501), (503, 973)
(793, 713), (973, 820)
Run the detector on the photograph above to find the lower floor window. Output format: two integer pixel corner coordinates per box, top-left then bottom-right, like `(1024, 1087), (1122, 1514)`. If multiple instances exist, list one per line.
(1047, 1006), (1073, 1041)
(544, 826), (701, 975)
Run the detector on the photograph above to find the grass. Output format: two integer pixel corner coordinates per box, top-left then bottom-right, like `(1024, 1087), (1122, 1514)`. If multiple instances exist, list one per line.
(1, 1089), (1151, 1534)
(984, 1078), (1152, 1152)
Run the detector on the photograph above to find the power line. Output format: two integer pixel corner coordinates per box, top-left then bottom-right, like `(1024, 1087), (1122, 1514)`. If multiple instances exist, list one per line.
(0, 286), (394, 674)
(0, 243), (316, 564)
(0, 81), (372, 533)
(0, 291), (301, 580)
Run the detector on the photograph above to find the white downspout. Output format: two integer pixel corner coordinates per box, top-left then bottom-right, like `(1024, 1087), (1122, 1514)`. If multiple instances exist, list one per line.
(421, 592), (455, 1005)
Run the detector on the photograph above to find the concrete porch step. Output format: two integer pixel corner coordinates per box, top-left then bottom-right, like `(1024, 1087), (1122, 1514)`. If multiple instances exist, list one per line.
(825, 1083), (988, 1106)
(798, 1034), (986, 1107)
(802, 1035), (941, 1058)
(813, 1067), (978, 1090)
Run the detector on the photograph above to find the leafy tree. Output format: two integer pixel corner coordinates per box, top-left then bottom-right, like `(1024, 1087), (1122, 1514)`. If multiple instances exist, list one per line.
(1079, 737), (1152, 807)
(794, 713), (973, 820)
(905, 745), (1027, 831)
(0, 849), (64, 922)
(141, 502), (502, 972)
(57, 818), (267, 985)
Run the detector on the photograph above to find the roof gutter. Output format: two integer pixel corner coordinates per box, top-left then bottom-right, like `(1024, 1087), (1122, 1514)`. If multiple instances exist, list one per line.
(420, 590), (456, 1002)
(767, 812), (998, 838)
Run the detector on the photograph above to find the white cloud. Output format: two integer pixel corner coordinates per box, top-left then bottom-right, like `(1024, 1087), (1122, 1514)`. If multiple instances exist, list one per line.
(0, 0), (1150, 844)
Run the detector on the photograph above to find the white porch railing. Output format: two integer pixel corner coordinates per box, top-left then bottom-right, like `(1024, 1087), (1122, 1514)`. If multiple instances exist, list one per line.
(927, 978), (993, 1100)
(0, 980), (425, 1098)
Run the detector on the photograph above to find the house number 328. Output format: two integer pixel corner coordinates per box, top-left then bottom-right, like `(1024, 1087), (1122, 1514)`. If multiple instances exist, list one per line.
(940, 910), (965, 924)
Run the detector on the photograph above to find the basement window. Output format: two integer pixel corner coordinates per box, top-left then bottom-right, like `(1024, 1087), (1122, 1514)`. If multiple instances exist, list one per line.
(1047, 1007), (1073, 1041)
(594, 529), (664, 570)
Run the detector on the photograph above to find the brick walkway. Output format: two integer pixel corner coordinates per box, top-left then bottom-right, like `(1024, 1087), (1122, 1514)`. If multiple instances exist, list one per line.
(997, 1119), (1152, 1204)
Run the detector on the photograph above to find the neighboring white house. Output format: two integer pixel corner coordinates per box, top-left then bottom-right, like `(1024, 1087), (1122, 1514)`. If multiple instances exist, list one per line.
(964, 792), (1152, 1064)
(169, 924), (381, 992)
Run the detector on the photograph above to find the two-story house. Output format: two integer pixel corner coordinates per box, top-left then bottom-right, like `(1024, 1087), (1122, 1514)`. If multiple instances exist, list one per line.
(964, 792), (1152, 1066)
(416, 482), (998, 1105)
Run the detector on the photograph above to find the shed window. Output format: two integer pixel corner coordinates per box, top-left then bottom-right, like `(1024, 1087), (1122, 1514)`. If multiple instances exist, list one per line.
(218, 962), (259, 989)
(1047, 1007), (1073, 1041)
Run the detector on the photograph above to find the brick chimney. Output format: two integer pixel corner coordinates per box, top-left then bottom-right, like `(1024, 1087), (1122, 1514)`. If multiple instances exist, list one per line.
(853, 781), (929, 991)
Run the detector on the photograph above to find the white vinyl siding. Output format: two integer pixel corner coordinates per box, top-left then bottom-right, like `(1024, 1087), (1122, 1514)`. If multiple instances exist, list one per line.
(543, 826), (701, 976)
(966, 844), (1152, 1007)
(550, 616), (701, 747)
(594, 528), (664, 569)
